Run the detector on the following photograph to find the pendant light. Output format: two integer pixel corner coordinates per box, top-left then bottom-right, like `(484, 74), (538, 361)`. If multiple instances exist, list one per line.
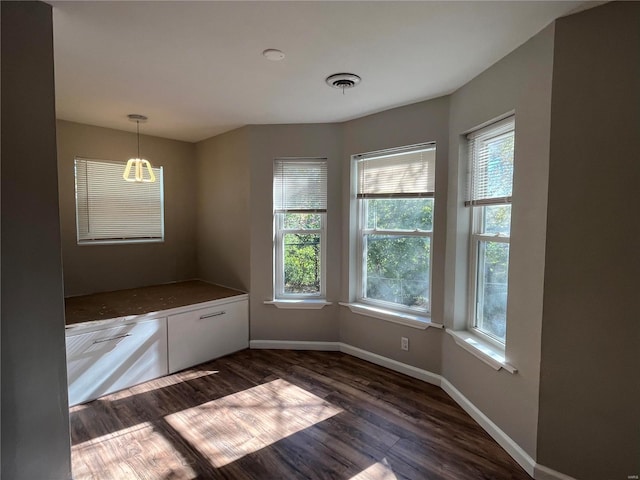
(123, 114), (156, 183)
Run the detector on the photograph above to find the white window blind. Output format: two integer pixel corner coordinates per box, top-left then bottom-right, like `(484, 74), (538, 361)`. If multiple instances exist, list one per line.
(273, 158), (327, 213)
(466, 117), (515, 206)
(356, 144), (436, 198)
(75, 158), (164, 244)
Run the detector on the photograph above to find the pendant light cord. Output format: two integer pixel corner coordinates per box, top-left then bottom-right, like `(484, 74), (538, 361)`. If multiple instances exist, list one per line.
(136, 120), (140, 159)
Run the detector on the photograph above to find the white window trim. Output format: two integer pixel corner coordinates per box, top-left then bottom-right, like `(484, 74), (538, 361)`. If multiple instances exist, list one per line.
(272, 157), (328, 301)
(339, 302), (442, 330)
(446, 329), (517, 373)
(351, 142), (436, 317)
(265, 299), (332, 310)
(466, 116), (515, 346)
(273, 212), (327, 300)
(468, 207), (511, 348)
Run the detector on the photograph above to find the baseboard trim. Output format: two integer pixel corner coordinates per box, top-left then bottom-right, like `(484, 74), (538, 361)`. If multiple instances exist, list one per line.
(249, 340), (340, 351)
(440, 377), (536, 476)
(337, 343), (442, 387)
(533, 464), (577, 480)
(248, 339), (569, 480)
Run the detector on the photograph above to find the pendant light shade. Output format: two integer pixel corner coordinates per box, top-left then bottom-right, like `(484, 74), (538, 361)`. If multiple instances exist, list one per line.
(123, 114), (156, 183)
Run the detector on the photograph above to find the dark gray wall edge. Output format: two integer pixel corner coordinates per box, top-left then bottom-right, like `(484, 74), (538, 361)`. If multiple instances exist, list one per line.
(1, 2), (72, 479)
(538, 2), (640, 479)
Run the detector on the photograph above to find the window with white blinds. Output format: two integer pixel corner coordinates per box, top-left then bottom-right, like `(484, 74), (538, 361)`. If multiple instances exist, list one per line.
(75, 157), (164, 244)
(352, 143), (436, 314)
(466, 116), (515, 345)
(466, 117), (515, 206)
(273, 158), (327, 213)
(273, 158), (327, 299)
(356, 144), (436, 198)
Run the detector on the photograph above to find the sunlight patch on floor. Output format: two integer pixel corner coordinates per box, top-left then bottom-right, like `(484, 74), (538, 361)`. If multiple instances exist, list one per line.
(350, 458), (398, 480)
(165, 378), (342, 468)
(72, 422), (197, 480)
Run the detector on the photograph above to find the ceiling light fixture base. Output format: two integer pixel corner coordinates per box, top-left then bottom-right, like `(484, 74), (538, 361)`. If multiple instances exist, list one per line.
(127, 114), (148, 122)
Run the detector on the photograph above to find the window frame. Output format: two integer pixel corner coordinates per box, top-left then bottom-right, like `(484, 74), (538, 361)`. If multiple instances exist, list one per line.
(352, 143), (436, 316)
(272, 158), (328, 300)
(74, 157), (165, 246)
(468, 206), (511, 348)
(466, 116), (515, 346)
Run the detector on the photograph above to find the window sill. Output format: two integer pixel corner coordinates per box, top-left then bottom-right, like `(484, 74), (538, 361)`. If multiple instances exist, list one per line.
(339, 302), (443, 330)
(446, 329), (517, 373)
(77, 238), (165, 246)
(264, 299), (333, 310)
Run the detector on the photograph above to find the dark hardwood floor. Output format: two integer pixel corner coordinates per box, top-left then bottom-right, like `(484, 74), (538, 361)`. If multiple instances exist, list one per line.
(70, 349), (531, 480)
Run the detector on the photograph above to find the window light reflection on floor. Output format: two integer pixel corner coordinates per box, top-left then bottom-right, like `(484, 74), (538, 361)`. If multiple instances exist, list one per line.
(71, 421), (199, 480)
(349, 458), (398, 480)
(164, 378), (342, 468)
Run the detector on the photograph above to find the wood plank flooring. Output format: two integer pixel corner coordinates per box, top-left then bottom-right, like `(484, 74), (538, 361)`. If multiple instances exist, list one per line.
(70, 349), (532, 480)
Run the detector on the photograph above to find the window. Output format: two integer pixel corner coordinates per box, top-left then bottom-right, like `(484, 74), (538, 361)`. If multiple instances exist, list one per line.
(353, 144), (436, 314)
(466, 117), (515, 344)
(75, 157), (164, 244)
(273, 158), (327, 299)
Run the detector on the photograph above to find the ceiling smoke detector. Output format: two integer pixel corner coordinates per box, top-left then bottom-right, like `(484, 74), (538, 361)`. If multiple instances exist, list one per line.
(326, 73), (361, 92)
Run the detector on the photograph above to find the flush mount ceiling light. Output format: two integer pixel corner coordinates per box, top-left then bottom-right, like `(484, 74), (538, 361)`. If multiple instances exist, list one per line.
(326, 73), (361, 94)
(123, 114), (156, 183)
(262, 48), (285, 61)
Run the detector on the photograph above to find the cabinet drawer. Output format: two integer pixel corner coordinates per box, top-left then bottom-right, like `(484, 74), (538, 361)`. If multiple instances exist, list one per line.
(168, 299), (248, 373)
(66, 318), (168, 406)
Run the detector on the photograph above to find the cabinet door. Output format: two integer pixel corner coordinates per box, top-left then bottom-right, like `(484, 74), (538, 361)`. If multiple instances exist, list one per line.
(168, 299), (248, 373)
(66, 318), (168, 406)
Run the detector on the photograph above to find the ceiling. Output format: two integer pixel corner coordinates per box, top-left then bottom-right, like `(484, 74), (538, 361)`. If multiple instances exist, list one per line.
(51, 1), (587, 143)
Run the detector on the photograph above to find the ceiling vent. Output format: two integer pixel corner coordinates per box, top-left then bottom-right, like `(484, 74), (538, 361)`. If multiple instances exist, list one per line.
(326, 73), (361, 92)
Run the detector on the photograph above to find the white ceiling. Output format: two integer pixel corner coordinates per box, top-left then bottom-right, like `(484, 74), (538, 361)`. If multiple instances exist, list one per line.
(51, 1), (587, 143)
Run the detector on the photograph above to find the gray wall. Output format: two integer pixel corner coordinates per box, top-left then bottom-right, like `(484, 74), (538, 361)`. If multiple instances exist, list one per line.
(538, 3), (640, 478)
(57, 120), (197, 296)
(1, 2), (72, 479)
(443, 24), (556, 457)
(339, 97), (450, 373)
(196, 127), (251, 292)
(249, 124), (343, 342)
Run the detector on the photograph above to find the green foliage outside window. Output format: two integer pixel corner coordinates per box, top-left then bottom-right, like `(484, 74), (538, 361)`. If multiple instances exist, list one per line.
(364, 198), (433, 310)
(282, 213), (321, 294)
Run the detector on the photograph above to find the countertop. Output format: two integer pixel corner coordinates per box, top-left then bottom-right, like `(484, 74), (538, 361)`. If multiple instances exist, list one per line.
(65, 280), (246, 326)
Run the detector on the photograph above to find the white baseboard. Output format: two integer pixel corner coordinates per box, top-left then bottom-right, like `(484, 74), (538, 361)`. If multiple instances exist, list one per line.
(338, 343), (442, 387)
(249, 340), (340, 351)
(534, 464), (577, 480)
(440, 378), (536, 477)
(248, 339), (570, 480)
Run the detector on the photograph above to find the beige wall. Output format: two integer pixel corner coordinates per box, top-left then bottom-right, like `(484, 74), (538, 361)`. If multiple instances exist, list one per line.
(339, 97), (450, 373)
(248, 124), (343, 341)
(538, 3), (640, 478)
(57, 120), (197, 296)
(196, 127), (251, 292)
(443, 24), (556, 457)
(1, 3), (72, 478)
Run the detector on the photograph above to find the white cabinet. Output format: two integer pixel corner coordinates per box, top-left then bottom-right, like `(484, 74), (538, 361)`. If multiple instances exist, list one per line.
(167, 297), (248, 373)
(66, 317), (168, 406)
(65, 293), (249, 405)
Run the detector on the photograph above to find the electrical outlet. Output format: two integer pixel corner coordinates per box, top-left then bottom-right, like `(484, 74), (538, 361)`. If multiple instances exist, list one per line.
(401, 337), (409, 351)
